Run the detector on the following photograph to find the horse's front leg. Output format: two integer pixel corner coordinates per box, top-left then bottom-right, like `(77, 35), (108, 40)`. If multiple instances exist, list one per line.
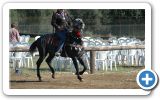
(77, 57), (87, 75)
(71, 57), (83, 82)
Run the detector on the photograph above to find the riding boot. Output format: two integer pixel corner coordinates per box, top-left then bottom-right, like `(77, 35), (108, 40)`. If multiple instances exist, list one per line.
(55, 44), (63, 56)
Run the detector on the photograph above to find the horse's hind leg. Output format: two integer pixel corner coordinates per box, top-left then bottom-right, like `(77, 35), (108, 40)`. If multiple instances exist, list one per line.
(72, 57), (83, 82)
(36, 56), (45, 81)
(36, 46), (47, 82)
(46, 52), (55, 79)
(77, 57), (87, 75)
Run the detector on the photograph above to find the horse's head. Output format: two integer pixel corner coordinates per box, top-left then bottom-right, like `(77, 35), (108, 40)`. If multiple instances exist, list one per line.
(66, 18), (85, 46)
(73, 18), (85, 33)
(68, 18), (84, 44)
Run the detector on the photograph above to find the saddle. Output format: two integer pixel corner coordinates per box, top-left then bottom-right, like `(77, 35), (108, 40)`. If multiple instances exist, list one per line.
(43, 32), (84, 57)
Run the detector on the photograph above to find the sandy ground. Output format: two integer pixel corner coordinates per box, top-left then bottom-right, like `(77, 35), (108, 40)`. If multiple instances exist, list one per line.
(10, 70), (140, 89)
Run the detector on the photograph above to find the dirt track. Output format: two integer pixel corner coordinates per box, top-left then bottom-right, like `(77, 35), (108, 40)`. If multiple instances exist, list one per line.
(10, 71), (140, 89)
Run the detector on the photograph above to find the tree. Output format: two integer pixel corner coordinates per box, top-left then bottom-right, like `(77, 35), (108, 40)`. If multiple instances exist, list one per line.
(10, 9), (145, 38)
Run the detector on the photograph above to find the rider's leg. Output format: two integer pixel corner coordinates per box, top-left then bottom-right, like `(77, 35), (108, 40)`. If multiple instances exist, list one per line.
(55, 31), (66, 56)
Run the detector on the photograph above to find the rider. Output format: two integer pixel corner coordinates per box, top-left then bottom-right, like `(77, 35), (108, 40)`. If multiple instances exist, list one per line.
(51, 9), (72, 56)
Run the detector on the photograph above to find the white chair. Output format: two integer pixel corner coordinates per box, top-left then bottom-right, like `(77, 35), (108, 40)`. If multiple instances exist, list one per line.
(138, 49), (145, 66)
(95, 40), (103, 46)
(82, 37), (90, 42)
(63, 57), (74, 72)
(12, 42), (28, 67)
(88, 41), (95, 47)
(9, 52), (14, 68)
(19, 35), (26, 42)
(107, 50), (118, 71)
(112, 39), (119, 45)
(83, 36), (91, 40)
(24, 35), (30, 43)
(118, 39), (125, 45)
(96, 51), (108, 71)
(93, 41), (108, 71)
(118, 37), (128, 41)
(83, 40), (89, 47)
(89, 37), (96, 43)
(119, 42), (129, 65)
(22, 35), (32, 67)
(23, 52), (34, 68)
(109, 37), (117, 41)
(127, 42), (139, 66)
(81, 53), (90, 70)
(52, 57), (62, 71)
(53, 57), (72, 72)
(10, 52), (24, 68)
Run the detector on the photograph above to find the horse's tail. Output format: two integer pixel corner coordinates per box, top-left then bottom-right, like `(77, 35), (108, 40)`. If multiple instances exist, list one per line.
(29, 40), (38, 55)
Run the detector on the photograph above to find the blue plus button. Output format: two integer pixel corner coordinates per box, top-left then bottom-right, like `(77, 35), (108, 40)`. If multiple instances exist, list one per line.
(136, 69), (158, 90)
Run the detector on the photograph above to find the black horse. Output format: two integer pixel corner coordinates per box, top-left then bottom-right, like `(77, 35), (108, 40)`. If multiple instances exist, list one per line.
(29, 19), (87, 82)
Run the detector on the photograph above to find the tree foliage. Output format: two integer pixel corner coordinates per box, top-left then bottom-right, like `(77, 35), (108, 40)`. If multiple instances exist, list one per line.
(10, 9), (145, 37)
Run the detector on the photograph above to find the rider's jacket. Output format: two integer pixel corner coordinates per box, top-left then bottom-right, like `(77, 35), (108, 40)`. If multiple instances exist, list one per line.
(51, 11), (72, 33)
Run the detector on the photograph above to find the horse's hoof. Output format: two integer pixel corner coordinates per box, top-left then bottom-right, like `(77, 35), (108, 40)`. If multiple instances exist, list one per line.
(39, 79), (42, 82)
(75, 72), (78, 75)
(79, 72), (84, 75)
(78, 77), (84, 82)
(52, 74), (55, 79)
(79, 78), (84, 82)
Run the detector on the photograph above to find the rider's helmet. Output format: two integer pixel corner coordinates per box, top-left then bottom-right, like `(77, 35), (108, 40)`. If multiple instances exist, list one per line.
(56, 9), (64, 14)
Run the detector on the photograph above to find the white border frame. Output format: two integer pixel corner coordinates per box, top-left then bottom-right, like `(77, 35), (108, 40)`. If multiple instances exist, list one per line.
(3, 2), (151, 95)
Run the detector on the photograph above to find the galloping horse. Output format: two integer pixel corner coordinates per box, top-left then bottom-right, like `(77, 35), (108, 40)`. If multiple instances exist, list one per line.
(29, 18), (87, 82)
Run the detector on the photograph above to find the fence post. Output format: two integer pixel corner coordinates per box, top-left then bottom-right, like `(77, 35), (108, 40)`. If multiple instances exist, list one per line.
(90, 51), (96, 74)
